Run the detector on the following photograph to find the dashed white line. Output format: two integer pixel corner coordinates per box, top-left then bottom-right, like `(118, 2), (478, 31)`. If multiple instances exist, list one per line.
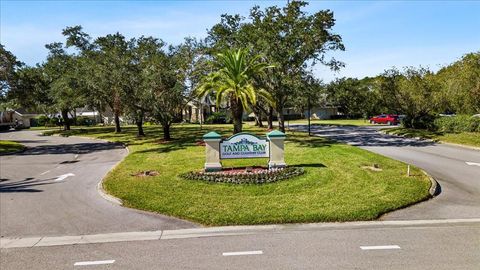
(360, 245), (401, 250)
(39, 170), (50, 175)
(466, 162), (480, 167)
(222, 250), (263, 256)
(74, 260), (115, 266)
(54, 173), (75, 182)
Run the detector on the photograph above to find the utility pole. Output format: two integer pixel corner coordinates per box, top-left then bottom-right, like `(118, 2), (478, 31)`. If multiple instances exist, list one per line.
(199, 98), (203, 131)
(308, 99), (311, 136)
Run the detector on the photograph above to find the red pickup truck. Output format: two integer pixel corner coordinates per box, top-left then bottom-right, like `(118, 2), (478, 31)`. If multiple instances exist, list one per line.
(370, 114), (399, 125)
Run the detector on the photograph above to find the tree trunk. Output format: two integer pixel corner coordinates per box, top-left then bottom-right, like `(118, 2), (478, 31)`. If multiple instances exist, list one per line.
(277, 110), (285, 133)
(307, 100), (311, 136)
(232, 99), (244, 134)
(136, 111), (144, 137)
(253, 106), (264, 127)
(162, 124), (171, 140)
(276, 98), (286, 132)
(113, 91), (122, 133)
(254, 114), (264, 127)
(114, 112), (121, 133)
(61, 110), (70, 131)
(267, 106), (274, 130)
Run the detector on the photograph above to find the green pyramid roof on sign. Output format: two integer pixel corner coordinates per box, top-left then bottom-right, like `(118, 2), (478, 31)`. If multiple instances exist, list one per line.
(267, 130), (286, 138)
(203, 131), (222, 139)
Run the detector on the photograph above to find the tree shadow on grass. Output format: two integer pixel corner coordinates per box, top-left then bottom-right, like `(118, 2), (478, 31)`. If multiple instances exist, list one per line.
(287, 136), (338, 148)
(0, 177), (57, 193)
(134, 144), (188, 154)
(291, 163), (327, 168)
(133, 137), (198, 154)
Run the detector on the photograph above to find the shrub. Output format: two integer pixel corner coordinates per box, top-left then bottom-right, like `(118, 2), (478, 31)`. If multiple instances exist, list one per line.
(205, 112), (227, 124)
(75, 116), (94, 126)
(47, 117), (60, 127)
(181, 167), (305, 184)
(35, 115), (50, 126)
(434, 115), (480, 133)
(402, 114), (436, 130)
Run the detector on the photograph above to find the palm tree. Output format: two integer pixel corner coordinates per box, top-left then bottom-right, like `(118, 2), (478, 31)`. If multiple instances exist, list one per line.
(196, 49), (274, 134)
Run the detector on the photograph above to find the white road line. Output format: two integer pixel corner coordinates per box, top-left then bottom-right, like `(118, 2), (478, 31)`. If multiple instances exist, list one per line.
(74, 154), (79, 159)
(74, 260), (115, 266)
(222, 250), (263, 256)
(466, 162), (480, 167)
(54, 173), (75, 182)
(360, 245), (401, 250)
(39, 170), (50, 175)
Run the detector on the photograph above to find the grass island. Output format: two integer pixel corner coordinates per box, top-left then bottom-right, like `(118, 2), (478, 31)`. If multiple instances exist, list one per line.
(44, 124), (432, 225)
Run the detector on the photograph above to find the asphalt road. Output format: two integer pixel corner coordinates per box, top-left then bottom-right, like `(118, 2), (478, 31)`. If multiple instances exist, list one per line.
(1, 127), (479, 270)
(1, 221), (479, 269)
(0, 130), (197, 238)
(291, 124), (480, 220)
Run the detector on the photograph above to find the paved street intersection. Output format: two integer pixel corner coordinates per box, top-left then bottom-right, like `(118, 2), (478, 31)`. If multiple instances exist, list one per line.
(1, 128), (479, 269)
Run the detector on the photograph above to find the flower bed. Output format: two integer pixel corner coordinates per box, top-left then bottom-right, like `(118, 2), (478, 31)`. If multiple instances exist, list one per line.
(181, 166), (305, 184)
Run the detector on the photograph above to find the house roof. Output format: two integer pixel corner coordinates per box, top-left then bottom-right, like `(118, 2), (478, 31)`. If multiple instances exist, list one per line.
(14, 108), (42, 116)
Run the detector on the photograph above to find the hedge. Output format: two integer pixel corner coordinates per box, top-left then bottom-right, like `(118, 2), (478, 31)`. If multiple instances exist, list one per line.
(434, 115), (480, 133)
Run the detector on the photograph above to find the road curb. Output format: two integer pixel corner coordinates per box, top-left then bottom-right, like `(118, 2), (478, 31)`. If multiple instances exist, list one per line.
(422, 170), (440, 197)
(96, 181), (123, 205)
(3, 218), (480, 249)
(96, 143), (129, 206)
(439, 141), (480, 151)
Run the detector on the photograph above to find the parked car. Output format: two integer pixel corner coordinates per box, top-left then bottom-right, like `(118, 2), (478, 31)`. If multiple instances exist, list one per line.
(370, 114), (399, 125)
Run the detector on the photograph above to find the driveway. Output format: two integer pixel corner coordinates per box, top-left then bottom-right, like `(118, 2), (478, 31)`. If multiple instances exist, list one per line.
(0, 130), (197, 238)
(291, 124), (480, 220)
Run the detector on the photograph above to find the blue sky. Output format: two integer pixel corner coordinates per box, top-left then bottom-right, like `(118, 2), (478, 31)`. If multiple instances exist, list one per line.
(1, 0), (479, 81)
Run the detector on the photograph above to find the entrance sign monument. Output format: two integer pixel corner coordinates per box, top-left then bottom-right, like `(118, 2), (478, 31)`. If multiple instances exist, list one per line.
(220, 133), (269, 159)
(203, 130), (286, 171)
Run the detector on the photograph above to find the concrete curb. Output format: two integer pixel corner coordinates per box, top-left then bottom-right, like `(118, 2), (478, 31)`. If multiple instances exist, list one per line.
(422, 170), (440, 197)
(96, 181), (123, 205)
(2, 218), (479, 249)
(439, 141), (480, 151)
(96, 142), (129, 206)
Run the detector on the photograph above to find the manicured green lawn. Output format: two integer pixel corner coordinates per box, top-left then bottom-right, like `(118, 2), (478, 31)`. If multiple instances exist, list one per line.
(0, 140), (25, 154)
(30, 126), (59, 130)
(383, 127), (480, 148)
(45, 124), (431, 225)
(31, 125), (100, 131)
(438, 132), (480, 147)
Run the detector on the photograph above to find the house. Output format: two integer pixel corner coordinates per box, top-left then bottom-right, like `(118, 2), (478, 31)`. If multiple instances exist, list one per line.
(305, 106), (338, 119)
(182, 98), (216, 123)
(75, 107), (103, 123)
(0, 109), (43, 129)
(282, 106), (339, 120)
